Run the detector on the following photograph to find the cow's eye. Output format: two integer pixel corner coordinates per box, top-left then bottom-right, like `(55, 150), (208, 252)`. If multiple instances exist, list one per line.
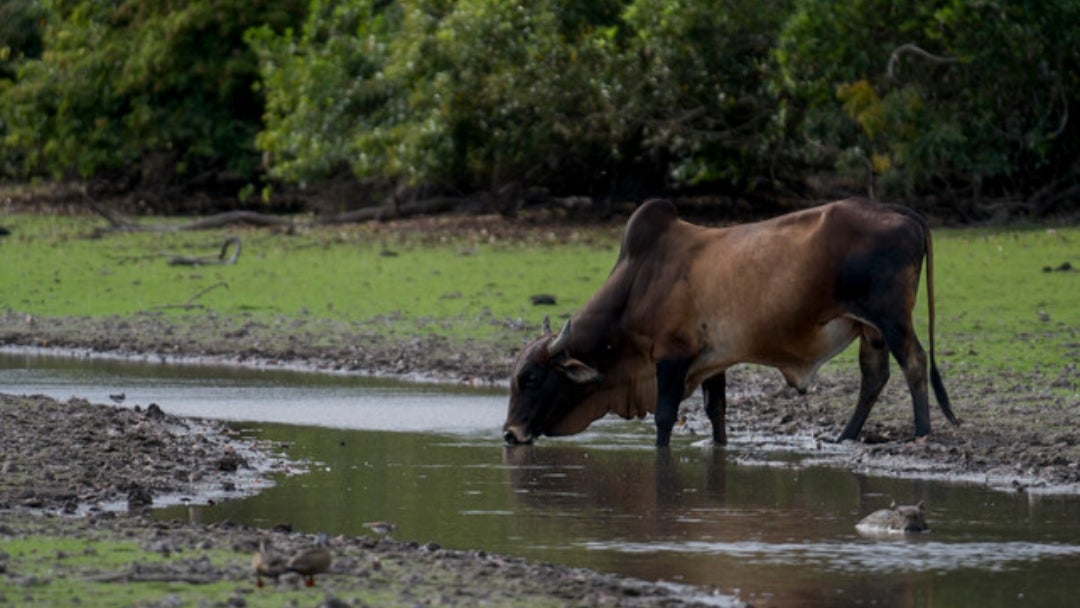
(519, 369), (541, 388)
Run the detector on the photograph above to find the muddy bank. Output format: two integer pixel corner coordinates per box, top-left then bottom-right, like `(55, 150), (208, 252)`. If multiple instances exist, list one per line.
(0, 393), (735, 607)
(681, 367), (1080, 494)
(0, 309), (519, 384)
(0, 511), (734, 607)
(0, 393), (289, 514)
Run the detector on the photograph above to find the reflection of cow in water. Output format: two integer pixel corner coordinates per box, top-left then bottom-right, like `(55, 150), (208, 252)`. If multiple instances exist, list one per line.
(503, 444), (728, 513)
(504, 198), (959, 447)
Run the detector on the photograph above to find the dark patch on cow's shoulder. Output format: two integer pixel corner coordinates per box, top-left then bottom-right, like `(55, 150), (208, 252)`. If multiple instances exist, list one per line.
(619, 199), (679, 260)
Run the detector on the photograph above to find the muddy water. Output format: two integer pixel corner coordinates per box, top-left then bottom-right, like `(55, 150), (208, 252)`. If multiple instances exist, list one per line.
(4, 352), (1080, 607)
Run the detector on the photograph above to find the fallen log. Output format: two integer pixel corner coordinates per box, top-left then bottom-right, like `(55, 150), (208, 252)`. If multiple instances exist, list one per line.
(168, 237), (242, 266)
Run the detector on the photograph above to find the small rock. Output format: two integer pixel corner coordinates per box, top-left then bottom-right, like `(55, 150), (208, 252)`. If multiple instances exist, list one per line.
(145, 403), (165, 420)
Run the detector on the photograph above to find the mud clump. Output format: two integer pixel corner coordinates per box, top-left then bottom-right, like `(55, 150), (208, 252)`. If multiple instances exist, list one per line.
(0, 393), (281, 513)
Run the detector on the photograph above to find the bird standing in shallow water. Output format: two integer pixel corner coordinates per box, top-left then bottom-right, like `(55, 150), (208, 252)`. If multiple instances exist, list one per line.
(287, 533), (332, 587)
(252, 540), (287, 588)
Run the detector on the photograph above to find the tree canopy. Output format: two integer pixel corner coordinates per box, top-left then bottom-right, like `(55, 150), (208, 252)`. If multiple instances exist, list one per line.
(1, 0), (1077, 216)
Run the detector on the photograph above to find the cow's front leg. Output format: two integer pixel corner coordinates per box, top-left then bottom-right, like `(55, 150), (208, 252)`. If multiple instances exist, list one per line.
(654, 358), (692, 448)
(702, 373), (727, 445)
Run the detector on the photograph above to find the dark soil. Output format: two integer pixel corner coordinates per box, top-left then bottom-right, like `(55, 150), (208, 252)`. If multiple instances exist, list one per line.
(0, 394), (285, 514)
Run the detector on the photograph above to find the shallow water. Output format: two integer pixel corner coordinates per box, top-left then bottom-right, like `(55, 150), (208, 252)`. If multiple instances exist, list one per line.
(3, 351), (1079, 607)
(0, 350), (505, 431)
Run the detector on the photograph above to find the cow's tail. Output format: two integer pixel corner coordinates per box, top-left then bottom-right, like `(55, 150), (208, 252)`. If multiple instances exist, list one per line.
(919, 212), (960, 427)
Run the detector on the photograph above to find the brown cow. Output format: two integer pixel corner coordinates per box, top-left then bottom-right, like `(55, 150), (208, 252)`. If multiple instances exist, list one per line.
(503, 198), (958, 447)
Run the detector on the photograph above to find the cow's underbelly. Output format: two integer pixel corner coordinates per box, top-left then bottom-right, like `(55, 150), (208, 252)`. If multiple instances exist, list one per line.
(773, 317), (862, 390)
(686, 316), (862, 394)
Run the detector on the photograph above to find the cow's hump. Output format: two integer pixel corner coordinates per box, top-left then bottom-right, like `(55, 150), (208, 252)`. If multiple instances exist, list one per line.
(621, 199), (679, 259)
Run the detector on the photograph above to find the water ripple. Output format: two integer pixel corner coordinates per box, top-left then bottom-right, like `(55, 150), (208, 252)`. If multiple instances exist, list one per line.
(581, 539), (1080, 573)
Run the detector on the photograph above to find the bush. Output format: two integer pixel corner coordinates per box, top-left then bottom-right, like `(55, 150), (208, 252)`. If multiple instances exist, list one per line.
(776, 0), (1080, 205)
(4, 0), (1076, 214)
(0, 0), (305, 201)
(251, 0), (789, 198)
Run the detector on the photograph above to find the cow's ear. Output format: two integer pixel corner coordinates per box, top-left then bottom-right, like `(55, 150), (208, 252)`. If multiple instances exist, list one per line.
(559, 358), (602, 384)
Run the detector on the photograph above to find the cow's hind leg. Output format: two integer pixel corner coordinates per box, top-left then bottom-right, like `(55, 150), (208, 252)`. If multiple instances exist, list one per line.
(838, 329), (890, 441)
(882, 321), (933, 438)
(703, 373), (727, 445)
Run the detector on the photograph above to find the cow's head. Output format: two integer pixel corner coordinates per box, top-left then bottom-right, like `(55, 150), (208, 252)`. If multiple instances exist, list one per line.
(503, 318), (603, 445)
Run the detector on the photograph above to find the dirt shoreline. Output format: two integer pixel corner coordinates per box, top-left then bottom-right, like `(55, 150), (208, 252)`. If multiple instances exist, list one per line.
(1, 311), (1078, 605)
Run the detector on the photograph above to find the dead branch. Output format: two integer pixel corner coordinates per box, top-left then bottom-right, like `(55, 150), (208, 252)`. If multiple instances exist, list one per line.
(173, 211), (294, 231)
(84, 188), (505, 239)
(312, 196), (481, 225)
(168, 237), (242, 266)
(153, 281), (229, 311)
(886, 43), (961, 80)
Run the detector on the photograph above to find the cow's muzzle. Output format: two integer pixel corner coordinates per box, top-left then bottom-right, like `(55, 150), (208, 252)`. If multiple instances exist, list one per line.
(502, 425), (533, 445)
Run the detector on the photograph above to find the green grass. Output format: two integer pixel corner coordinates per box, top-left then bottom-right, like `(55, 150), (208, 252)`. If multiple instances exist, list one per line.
(0, 535), (241, 607)
(0, 214), (615, 340)
(931, 226), (1079, 376)
(1, 213), (1077, 378)
(0, 524), (570, 607)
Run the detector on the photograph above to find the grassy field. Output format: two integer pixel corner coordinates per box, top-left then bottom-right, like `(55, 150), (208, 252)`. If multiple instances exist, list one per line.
(0, 212), (1077, 378)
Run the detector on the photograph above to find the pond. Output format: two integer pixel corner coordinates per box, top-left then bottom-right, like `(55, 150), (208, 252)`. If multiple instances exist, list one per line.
(3, 351), (1079, 607)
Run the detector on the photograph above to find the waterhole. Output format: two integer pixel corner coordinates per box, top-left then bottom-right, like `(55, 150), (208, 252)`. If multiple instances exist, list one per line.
(3, 351), (1078, 607)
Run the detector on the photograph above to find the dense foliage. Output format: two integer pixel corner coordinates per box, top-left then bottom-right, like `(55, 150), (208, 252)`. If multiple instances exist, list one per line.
(776, 0), (1080, 213)
(247, 0), (790, 198)
(0, 0), (305, 197)
(1, 0), (1077, 213)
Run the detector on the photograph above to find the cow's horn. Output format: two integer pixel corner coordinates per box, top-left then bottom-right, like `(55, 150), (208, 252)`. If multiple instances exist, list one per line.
(542, 316), (553, 335)
(547, 320), (572, 356)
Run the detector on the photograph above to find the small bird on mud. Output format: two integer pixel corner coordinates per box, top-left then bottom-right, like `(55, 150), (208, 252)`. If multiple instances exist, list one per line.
(109, 392), (126, 404)
(252, 540), (287, 588)
(287, 533), (333, 587)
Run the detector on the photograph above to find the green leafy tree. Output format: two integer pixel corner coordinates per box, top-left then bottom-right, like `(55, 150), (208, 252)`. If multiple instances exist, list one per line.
(0, 0), (305, 200)
(611, 0), (791, 187)
(252, 0), (791, 198)
(247, 0), (403, 185)
(251, 0), (626, 194)
(776, 0), (1080, 206)
(0, 0), (45, 79)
